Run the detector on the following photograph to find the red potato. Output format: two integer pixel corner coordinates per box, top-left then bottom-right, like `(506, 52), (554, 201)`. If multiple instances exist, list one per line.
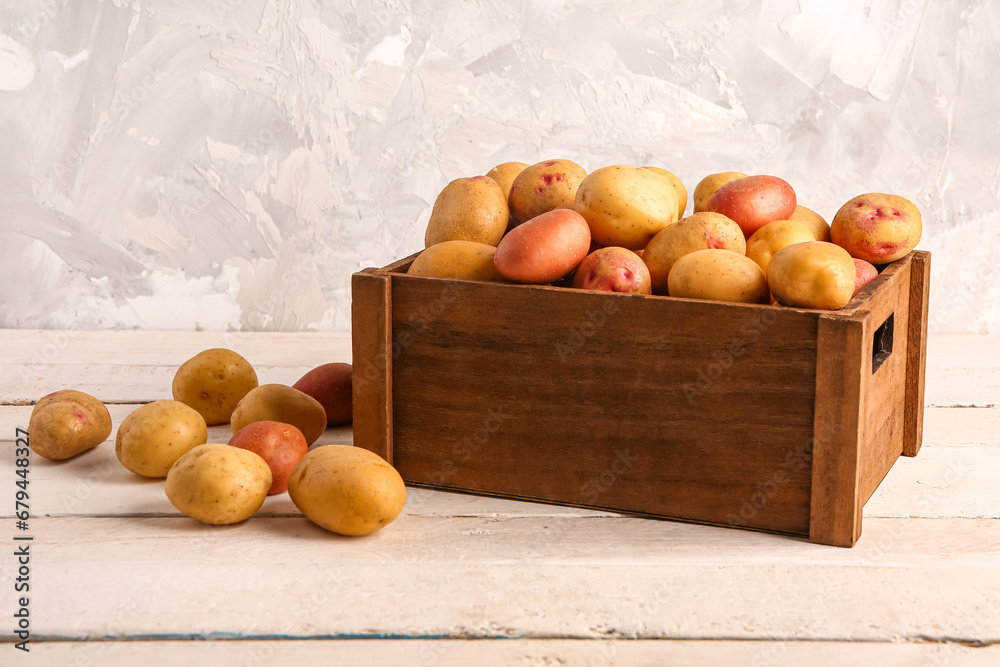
(830, 193), (922, 264)
(508, 159), (588, 225)
(572, 247), (651, 294)
(706, 175), (797, 239)
(494, 209), (592, 283)
(228, 421), (309, 495)
(852, 258), (879, 298)
(293, 362), (353, 426)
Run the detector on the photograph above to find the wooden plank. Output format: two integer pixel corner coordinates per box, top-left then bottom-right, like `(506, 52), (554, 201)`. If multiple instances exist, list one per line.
(0, 331), (352, 404)
(904, 251), (931, 455)
(351, 269), (393, 462)
(24, 640), (1000, 666)
(858, 259), (911, 502)
(1, 415), (997, 520)
(386, 274), (821, 536)
(2, 516), (997, 642)
(810, 315), (866, 547)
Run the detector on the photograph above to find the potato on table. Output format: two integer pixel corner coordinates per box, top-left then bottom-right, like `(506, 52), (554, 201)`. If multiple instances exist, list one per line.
(172, 348), (258, 425)
(292, 362), (354, 426)
(165, 443), (271, 525)
(231, 384), (327, 445)
(288, 445), (406, 536)
(28, 389), (112, 460)
(116, 400), (208, 478)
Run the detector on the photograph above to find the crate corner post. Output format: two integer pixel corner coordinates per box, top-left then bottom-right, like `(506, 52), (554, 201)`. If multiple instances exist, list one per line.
(351, 268), (394, 464)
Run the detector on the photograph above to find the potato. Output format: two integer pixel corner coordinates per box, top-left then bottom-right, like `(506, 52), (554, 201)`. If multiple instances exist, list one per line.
(706, 175), (797, 238)
(407, 241), (505, 282)
(644, 166), (688, 219)
(767, 241), (856, 310)
(287, 445), (406, 536)
(292, 362), (353, 426)
(172, 348), (258, 426)
(494, 208), (592, 283)
(574, 165), (680, 250)
(693, 171), (747, 213)
(572, 247), (651, 294)
(508, 158), (588, 225)
(424, 176), (508, 248)
(852, 258), (879, 298)
(745, 220), (815, 274)
(229, 421), (309, 495)
(667, 249), (769, 304)
(788, 205), (831, 242)
(27, 390), (112, 460)
(231, 384), (327, 445)
(116, 400), (208, 477)
(642, 212), (746, 295)
(165, 443), (271, 525)
(485, 161), (528, 226)
(831, 193), (922, 264)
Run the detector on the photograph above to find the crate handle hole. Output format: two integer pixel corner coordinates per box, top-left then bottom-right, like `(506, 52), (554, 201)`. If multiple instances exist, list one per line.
(872, 312), (894, 374)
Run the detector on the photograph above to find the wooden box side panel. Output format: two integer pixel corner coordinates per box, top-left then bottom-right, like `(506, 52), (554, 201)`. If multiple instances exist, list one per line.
(387, 277), (821, 537)
(351, 269), (393, 462)
(858, 257), (914, 503)
(903, 251), (931, 457)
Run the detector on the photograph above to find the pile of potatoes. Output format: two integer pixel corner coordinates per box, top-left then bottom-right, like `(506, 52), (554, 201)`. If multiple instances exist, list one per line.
(27, 352), (406, 536)
(409, 160), (923, 310)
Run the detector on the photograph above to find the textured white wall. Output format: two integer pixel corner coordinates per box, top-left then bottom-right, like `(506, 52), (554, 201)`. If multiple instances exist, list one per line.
(0, 0), (996, 333)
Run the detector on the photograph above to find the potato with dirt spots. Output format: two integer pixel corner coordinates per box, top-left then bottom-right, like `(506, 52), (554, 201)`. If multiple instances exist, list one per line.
(172, 348), (258, 426)
(508, 159), (588, 225)
(407, 241), (506, 283)
(28, 390), (112, 460)
(288, 445), (406, 536)
(693, 171), (747, 213)
(667, 249), (769, 304)
(642, 212), (746, 295)
(767, 241), (856, 310)
(165, 443), (271, 525)
(831, 193), (922, 264)
(231, 384), (327, 445)
(116, 400), (208, 477)
(574, 165), (680, 250)
(424, 176), (509, 248)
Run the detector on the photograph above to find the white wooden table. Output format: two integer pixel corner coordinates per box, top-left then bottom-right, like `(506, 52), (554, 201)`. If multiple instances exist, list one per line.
(1, 330), (998, 665)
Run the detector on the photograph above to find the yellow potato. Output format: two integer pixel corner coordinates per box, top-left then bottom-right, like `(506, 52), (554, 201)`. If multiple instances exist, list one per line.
(745, 220), (815, 274)
(116, 400), (208, 478)
(485, 161), (527, 202)
(407, 241), (505, 282)
(424, 176), (509, 247)
(767, 241), (856, 310)
(507, 158), (588, 224)
(231, 384), (327, 445)
(667, 249), (769, 304)
(172, 348), (258, 425)
(165, 443), (271, 525)
(574, 165), (680, 250)
(27, 390), (112, 460)
(693, 171), (747, 213)
(643, 166), (688, 219)
(788, 205), (831, 242)
(287, 445), (406, 536)
(643, 212), (746, 295)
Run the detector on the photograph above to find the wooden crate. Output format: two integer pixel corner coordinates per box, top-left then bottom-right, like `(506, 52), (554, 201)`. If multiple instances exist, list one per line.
(352, 250), (931, 547)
